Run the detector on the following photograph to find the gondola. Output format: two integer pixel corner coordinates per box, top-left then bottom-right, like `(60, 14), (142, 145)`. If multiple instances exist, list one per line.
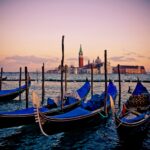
(115, 81), (150, 137)
(0, 79), (90, 128)
(0, 76), (7, 81)
(33, 80), (117, 135)
(0, 80), (31, 101)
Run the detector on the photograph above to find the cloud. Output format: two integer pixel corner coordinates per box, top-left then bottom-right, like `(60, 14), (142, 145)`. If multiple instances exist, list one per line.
(110, 56), (125, 62)
(124, 52), (136, 56)
(6, 55), (48, 64)
(0, 55), (60, 71)
(137, 55), (146, 58)
(124, 51), (147, 59)
(125, 57), (136, 61)
(110, 56), (136, 62)
(110, 49), (150, 64)
(4, 55), (60, 64)
(66, 58), (78, 61)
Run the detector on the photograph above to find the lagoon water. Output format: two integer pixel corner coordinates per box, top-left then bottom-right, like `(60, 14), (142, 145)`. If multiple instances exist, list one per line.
(0, 73), (150, 150)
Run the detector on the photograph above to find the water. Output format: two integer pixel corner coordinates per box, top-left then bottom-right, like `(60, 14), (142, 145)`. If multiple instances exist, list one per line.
(0, 73), (150, 150)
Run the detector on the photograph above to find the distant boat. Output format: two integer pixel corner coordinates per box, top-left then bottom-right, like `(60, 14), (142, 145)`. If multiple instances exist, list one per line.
(0, 79), (90, 128)
(115, 81), (150, 137)
(33, 80), (117, 135)
(0, 76), (7, 81)
(128, 86), (132, 93)
(0, 80), (31, 102)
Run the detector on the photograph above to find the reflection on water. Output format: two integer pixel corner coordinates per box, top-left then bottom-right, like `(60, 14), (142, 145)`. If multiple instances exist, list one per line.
(0, 73), (149, 149)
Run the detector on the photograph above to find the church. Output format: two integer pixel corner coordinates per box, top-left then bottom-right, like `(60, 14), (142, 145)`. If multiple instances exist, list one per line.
(77, 45), (112, 74)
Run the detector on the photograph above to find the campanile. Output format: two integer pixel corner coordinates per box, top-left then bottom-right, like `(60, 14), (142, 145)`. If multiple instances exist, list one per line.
(79, 45), (83, 68)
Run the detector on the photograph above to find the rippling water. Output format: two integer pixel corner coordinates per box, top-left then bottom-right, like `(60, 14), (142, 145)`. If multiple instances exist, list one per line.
(0, 73), (150, 150)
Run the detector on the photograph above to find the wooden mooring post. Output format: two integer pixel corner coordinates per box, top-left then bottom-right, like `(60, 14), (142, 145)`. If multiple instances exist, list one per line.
(118, 64), (121, 109)
(91, 64), (93, 97)
(61, 35), (65, 111)
(19, 67), (22, 101)
(104, 50), (108, 114)
(64, 65), (68, 93)
(25, 66), (28, 108)
(0, 68), (3, 90)
(41, 63), (45, 105)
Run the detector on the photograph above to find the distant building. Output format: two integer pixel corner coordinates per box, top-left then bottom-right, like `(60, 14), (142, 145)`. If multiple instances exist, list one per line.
(78, 53), (112, 74)
(79, 45), (84, 68)
(47, 68), (59, 74)
(47, 45), (113, 74)
(101, 62), (112, 74)
(113, 65), (146, 74)
(68, 65), (78, 74)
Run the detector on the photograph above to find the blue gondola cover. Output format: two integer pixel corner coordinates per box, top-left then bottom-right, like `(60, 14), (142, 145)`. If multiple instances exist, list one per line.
(76, 80), (90, 99)
(132, 82), (149, 95)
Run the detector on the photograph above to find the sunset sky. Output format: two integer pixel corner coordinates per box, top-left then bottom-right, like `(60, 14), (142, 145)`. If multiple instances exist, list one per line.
(0, 0), (150, 72)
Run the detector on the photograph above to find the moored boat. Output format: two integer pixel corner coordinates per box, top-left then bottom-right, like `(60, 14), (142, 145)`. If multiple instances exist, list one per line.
(0, 80), (31, 102)
(0, 79), (90, 128)
(33, 80), (117, 135)
(0, 76), (7, 81)
(115, 81), (150, 137)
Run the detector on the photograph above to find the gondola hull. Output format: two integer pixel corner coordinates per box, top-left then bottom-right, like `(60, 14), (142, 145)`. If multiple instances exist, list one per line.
(0, 77), (7, 81)
(33, 80), (117, 135)
(0, 114), (34, 128)
(0, 80), (91, 128)
(0, 81), (31, 101)
(0, 100), (80, 129)
(39, 109), (107, 135)
(115, 81), (150, 137)
(115, 114), (150, 137)
(0, 89), (26, 101)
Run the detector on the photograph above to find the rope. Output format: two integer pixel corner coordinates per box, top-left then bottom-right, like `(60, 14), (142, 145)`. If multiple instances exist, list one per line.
(116, 121), (122, 129)
(98, 111), (108, 118)
(98, 95), (115, 119)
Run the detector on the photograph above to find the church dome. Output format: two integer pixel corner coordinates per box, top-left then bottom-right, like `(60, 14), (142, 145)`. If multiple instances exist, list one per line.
(95, 56), (101, 64)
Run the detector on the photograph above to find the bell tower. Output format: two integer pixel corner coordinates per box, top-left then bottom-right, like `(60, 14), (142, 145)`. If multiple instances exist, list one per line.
(79, 44), (83, 68)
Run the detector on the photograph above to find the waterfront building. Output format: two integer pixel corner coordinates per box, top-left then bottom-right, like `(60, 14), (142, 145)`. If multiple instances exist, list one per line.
(113, 65), (146, 74)
(101, 62), (112, 74)
(78, 54), (112, 74)
(47, 46), (112, 74)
